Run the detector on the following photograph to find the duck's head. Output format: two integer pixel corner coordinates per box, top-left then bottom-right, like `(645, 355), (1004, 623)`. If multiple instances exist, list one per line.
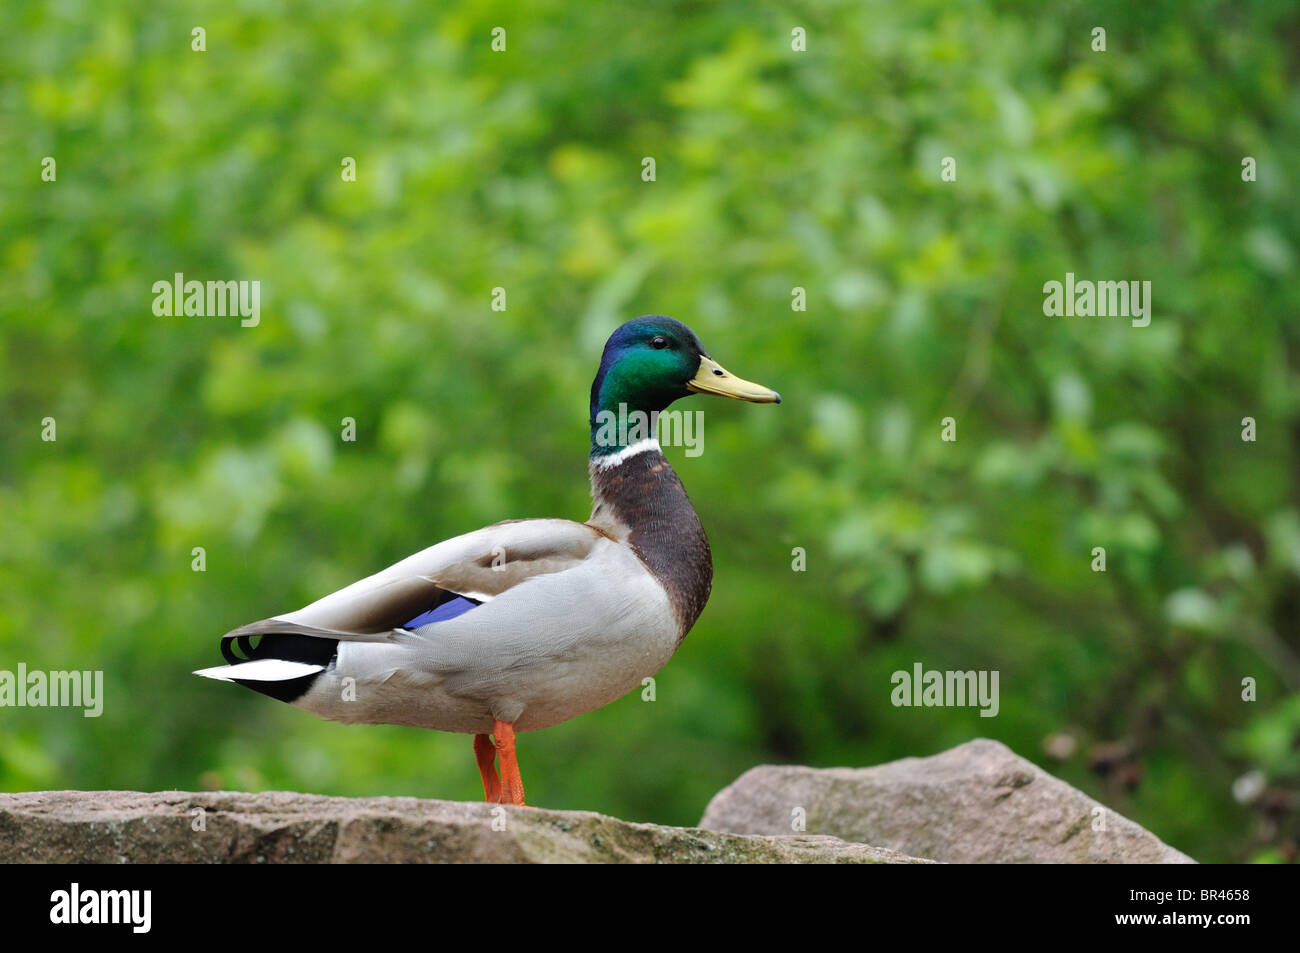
(589, 315), (779, 456)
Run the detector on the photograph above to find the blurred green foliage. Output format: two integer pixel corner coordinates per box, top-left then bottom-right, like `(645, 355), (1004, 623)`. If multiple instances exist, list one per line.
(2, 0), (1298, 863)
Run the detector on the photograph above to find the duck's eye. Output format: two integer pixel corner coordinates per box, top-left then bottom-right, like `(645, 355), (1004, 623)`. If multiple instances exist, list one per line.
(650, 335), (669, 349)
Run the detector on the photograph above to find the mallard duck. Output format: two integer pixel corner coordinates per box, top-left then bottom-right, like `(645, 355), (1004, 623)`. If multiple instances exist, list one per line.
(195, 315), (780, 805)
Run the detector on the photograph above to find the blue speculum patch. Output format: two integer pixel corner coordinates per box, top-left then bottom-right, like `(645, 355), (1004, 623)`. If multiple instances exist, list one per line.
(402, 595), (481, 629)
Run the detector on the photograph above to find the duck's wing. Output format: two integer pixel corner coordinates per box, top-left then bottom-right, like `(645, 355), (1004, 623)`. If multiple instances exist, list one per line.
(273, 518), (602, 634)
(196, 518), (605, 682)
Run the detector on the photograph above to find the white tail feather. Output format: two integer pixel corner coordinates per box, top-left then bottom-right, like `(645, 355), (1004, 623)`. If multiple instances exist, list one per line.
(193, 659), (325, 682)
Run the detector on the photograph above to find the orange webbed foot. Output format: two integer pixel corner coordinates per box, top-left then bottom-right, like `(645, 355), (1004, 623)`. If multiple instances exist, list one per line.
(493, 720), (526, 806)
(474, 732), (500, 803)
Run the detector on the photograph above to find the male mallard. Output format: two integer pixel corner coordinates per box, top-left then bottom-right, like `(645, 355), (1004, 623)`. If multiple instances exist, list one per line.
(195, 315), (779, 805)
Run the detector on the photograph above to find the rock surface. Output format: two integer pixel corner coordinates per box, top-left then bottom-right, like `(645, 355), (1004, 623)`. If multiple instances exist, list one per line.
(0, 790), (930, 864)
(699, 738), (1194, 864)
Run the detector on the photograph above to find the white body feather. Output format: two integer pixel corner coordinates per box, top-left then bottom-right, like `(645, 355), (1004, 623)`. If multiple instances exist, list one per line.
(300, 538), (676, 733)
(200, 519), (681, 734)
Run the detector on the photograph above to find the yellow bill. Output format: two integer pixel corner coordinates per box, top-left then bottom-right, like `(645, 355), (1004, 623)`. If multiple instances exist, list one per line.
(687, 356), (781, 403)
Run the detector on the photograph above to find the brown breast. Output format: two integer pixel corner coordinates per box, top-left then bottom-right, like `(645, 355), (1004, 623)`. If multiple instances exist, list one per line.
(587, 448), (713, 640)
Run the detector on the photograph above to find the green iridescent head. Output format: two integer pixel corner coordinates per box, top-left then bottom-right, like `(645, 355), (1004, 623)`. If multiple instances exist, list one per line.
(588, 315), (780, 458)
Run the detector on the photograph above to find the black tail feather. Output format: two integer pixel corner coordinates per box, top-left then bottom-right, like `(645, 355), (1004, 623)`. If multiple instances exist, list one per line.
(223, 632), (338, 703)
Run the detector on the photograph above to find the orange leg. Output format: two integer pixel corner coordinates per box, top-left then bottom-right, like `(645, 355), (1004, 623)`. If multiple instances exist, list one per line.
(473, 733), (500, 803)
(493, 720), (526, 806)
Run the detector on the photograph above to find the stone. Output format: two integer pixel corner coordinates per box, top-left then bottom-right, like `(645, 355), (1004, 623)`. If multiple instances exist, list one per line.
(699, 738), (1194, 864)
(0, 790), (931, 864)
